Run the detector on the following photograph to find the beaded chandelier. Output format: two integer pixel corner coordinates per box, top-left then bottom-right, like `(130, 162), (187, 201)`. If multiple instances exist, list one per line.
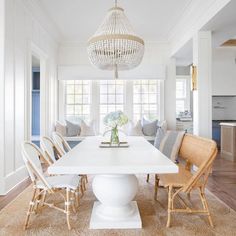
(87, 1), (144, 78)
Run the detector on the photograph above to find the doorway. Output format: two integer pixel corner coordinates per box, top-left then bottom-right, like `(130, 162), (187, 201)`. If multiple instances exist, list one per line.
(31, 55), (40, 143)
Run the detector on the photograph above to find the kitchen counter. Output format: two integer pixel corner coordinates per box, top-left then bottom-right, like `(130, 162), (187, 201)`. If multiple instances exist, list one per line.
(220, 122), (236, 127)
(220, 123), (236, 162)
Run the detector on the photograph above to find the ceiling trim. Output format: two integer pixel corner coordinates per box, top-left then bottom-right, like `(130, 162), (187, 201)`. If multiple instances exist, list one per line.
(21, 0), (63, 43)
(168, 0), (231, 56)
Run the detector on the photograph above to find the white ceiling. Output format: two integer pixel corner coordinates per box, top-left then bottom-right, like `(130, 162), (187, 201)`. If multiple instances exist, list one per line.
(38, 0), (192, 43)
(174, 0), (236, 66)
(202, 0), (236, 47)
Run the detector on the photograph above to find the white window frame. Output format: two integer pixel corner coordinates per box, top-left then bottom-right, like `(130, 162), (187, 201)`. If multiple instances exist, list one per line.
(132, 80), (161, 122)
(99, 80), (125, 132)
(60, 79), (163, 132)
(62, 80), (92, 123)
(176, 76), (191, 115)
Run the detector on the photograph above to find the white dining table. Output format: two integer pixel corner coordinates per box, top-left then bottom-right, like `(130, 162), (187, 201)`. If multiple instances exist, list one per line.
(48, 136), (178, 229)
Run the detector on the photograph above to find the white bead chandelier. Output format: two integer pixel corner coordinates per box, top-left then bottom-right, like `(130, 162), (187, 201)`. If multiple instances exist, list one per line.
(87, 1), (144, 78)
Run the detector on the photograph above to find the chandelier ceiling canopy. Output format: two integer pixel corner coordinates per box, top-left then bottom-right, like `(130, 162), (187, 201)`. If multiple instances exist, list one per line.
(87, 1), (145, 77)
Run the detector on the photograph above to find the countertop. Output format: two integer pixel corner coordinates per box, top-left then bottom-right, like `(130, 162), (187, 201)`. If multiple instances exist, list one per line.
(220, 122), (236, 127)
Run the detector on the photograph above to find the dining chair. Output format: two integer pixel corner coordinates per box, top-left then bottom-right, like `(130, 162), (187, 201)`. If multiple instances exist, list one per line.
(41, 136), (86, 195)
(40, 136), (59, 163)
(52, 132), (88, 191)
(154, 134), (218, 228)
(52, 131), (71, 156)
(21, 141), (81, 230)
(52, 132), (88, 188)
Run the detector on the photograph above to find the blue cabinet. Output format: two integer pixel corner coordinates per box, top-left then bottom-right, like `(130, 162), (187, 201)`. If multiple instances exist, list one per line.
(32, 90), (40, 135)
(212, 121), (221, 148)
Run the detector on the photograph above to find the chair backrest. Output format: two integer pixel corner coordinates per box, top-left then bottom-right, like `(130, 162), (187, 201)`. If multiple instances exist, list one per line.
(40, 136), (57, 164)
(178, 134), (218, 192)
(21, 142), (52, 190)
(52, 132), (71, 156)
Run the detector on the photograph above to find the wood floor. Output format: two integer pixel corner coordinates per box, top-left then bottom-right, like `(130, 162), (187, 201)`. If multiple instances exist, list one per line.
(207, 154), (236, 211)
(0, 154), (236, 212)
(0, 178), (31, 211)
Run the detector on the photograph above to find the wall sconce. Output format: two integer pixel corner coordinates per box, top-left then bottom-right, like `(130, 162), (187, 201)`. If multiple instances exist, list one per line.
(190, 65), (197, 91)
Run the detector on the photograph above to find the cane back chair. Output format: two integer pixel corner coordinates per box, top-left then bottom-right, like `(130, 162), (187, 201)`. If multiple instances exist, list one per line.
(155, 134), (218, 227)
(22, 142), (81, 230)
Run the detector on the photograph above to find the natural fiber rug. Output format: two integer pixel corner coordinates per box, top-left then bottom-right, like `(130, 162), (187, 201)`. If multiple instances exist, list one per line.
(0, 175), (236, 236)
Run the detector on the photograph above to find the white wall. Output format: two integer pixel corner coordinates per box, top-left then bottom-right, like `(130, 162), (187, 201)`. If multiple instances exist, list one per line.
(0, 0), (59, 195)
(212, 96), (236, 120)
(165, 58), (176, 130)
(0, 0), (6, 194)
(212, 48), (236, 95)
(193, 31), (212, 138)
(58, 42), (177, 128)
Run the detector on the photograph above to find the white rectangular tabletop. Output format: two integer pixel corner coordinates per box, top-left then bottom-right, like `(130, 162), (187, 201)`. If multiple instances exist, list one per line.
(48, 136), (178, 175)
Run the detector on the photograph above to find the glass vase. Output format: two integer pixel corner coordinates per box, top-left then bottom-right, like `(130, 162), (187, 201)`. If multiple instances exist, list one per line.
(110, 127), (119, 145)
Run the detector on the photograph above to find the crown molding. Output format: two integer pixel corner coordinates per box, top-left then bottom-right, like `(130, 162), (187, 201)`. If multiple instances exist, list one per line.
(168, 0), (231, 56)
(21, 0), (63, 44)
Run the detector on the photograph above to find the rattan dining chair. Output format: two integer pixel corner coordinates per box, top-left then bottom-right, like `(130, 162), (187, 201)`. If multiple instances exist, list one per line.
(22, 142), (81, 230)
(154, 134), (218, 228)
(52, 132), (71, 156)
(40, 136), (60, 163)
(52, 132), (88, 187)
(40, 136), (87, 195)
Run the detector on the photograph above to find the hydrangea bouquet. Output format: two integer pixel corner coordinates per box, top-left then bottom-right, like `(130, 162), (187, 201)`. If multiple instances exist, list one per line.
(103, 111), (128, 144)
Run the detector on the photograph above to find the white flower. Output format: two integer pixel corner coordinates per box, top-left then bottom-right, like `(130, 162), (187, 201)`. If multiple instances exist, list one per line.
(103, 111), (128, 128)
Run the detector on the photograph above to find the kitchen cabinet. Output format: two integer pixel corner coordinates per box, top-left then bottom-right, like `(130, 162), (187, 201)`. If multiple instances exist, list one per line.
(220, 123), (236, 162)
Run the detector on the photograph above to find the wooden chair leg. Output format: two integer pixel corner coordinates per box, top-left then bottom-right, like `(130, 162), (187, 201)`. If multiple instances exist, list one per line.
(80, 183), (84, 197)
(154, 174), (159, 200)
(70, 190), (77, 213)
(66, 188), (71, 230)
(199, 187), (214, 227)
(166, 186), (173, 228)
(41, 191), (47, 207)
(24, 188), (37, 229)
(85, 175), (88, 183)
(83, 178), (86, 191)
(75, 187), (80, 208)
(34, 189), (42, 214)
(187, 192), (191, 200)
(146, 174), (150, 183)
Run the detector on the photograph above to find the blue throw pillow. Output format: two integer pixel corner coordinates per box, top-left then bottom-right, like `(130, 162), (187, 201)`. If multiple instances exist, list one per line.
(141, 117), (158, 136)
(66, 120), (81, 137)
(154, 127), (166, 149)
(159, 131), (185, 161)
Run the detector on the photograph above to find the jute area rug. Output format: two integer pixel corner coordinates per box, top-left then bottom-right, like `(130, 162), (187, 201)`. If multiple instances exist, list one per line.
(0, 175), (236, 236)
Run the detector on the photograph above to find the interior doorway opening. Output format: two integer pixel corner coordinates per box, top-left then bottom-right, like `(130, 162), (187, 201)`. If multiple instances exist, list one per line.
(31, 55), (40, 143)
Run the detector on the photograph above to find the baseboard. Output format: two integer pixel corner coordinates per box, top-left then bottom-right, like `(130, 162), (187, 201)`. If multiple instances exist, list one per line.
(0, 165), (28, 195)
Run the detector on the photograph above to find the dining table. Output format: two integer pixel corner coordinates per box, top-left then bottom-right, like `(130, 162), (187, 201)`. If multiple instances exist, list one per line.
(48, 136), (178, 229)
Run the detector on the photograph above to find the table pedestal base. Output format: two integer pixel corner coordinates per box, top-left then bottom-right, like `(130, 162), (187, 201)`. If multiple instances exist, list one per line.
(90, 174), (141, 229)
(90, 201), (142, 229)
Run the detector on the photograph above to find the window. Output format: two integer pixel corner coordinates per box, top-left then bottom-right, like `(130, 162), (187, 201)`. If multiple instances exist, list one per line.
(100, 80), (124, 130)
(133, 80), (160, 122)
(65, 80), (91, 122)
(176, 78), (190, 115)
(63, 79), (162, 131)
